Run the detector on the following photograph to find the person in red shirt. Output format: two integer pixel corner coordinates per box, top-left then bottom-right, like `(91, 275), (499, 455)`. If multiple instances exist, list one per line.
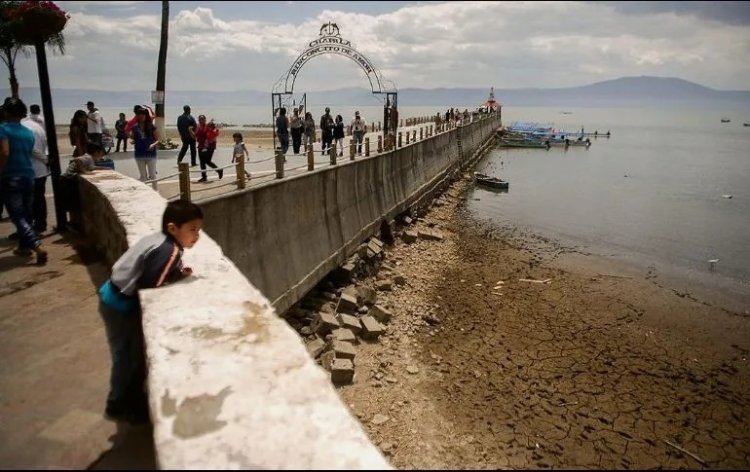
(194, 115), (222, 182)
(124, 105), (155, 135)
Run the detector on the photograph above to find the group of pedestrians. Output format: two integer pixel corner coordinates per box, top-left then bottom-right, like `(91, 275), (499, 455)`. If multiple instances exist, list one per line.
(275, 107), (368, 156)
(176, 105), (225, 182)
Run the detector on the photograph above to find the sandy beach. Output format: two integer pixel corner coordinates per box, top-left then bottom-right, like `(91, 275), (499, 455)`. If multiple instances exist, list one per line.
(293, 173), (750, 469)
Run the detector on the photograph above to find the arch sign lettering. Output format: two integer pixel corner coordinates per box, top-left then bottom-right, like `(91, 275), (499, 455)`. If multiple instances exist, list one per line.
(275, 22), (390, 95)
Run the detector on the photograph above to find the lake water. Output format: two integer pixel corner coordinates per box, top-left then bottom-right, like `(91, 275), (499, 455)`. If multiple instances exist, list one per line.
(467, 106), (750, 308)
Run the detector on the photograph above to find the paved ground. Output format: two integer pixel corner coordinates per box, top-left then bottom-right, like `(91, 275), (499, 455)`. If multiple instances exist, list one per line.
(0, 216), (156, 469)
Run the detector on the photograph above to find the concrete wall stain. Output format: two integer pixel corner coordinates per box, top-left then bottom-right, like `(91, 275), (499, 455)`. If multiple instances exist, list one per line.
(161, 390), (177, 417)
(172, 387), (232, 439)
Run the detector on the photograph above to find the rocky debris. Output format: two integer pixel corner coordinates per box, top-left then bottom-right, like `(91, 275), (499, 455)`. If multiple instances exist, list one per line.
(306, 337), (327, 358)
(360, 315), (385, 340)
(393, 274), (407, 285)
(331, 359), (355, 385)
(376, 280), (393, 291)
(422, 313), (441, 326)
(311, 312), (340, 336)
(385, 376), (398, 384)
(320, 351), (335, 371)
(336, 291), (359, 314)
(332, 328), (358, 343)
(406, 365), (420, 375)
(403, 216), (414, 225)
(358, 306), (370, 315)
(418, 228), (444, 241)
(402, 230), (418, 243)
(300, 326), (313, 336)
(370, 305), (393, 324)
(371, 414), (390, 425)
(356, 286), (378, 306)
(337, 313), (363, 335)
(333, 340), (357, 360)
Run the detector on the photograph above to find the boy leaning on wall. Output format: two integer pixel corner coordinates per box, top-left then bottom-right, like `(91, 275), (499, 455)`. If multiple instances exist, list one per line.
(98, 200), (204, 423)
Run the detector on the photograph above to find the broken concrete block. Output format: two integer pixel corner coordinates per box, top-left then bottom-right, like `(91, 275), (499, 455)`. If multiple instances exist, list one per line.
(311, 312), (340, 336)
(375, 280), (392, 291)
(370, 305), (393, 324)
(331, 359), (355, 385)
(320, 351), (335, 371)
(337, 313), (362, 334)
(370, 237), (384, 250)
(403, 216), (413, 225)
(418, 228), (444, 241)
(357, 243), (369, 259)
(332, 328), (357, 343)
(402, 230), (418, 243)
(356, 286), (377, 306)
(332, 340), (356, 360)
(306, 337), (327, 359)
(367, 240), (383, 257)
(336, 292), (359, 314)
(360, 316), (385, 340)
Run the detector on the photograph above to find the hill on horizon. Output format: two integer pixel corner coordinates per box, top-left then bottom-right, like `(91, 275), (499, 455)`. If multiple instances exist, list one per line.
(5, 76), (749, 108)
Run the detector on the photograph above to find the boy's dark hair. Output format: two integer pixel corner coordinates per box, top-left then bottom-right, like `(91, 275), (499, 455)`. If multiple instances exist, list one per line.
(233, 132), (242, 140)
(30, 104), (41, 114)
(86, 141), (104, 155)
(162, 200), (203, 234)
(3, 97), (27, 119)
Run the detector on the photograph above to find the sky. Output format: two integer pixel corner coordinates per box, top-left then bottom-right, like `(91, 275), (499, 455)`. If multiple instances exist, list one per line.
(10, 1), (750, 93)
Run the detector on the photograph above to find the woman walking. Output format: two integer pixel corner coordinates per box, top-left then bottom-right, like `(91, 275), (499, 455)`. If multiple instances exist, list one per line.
(303, 112), (316, 152)
(333, 115), (345, 157)
(130, 108), (158, 189)
(290, 108), (303, 155)
(69, 110), (88, 157)
(195, 115), (222, 182)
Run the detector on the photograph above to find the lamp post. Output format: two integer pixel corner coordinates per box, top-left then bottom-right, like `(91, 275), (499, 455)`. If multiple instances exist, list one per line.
(33, 38), (66, 231)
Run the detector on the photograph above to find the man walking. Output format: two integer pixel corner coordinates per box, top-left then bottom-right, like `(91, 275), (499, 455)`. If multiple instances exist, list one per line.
(350, 110), (366, 155)
(176, 105), (197, 166)
(86, 101), (105, 146)
(320, 107), (334, 155)
(29, 104), (44, 127)
(21, 113), (48, 233)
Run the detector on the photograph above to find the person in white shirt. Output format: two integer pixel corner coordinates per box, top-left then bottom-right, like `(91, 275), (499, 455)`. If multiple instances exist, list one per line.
(86, 100), (105, 146)
(20, 116), (49, 232)
(349, 110), (367, 155)
(29, 104), (44, 127)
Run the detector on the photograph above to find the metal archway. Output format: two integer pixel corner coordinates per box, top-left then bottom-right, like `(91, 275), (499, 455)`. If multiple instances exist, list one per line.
(271, 22), (398, 151)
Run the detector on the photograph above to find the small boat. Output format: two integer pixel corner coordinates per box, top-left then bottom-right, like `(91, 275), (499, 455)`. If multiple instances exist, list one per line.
(721, 118), (731, 123)
(743, 123), (750, 127)
(474, 172), (509, 190)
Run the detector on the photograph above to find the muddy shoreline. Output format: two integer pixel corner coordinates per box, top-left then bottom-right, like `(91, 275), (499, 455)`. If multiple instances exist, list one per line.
(290, 170), (749, 469)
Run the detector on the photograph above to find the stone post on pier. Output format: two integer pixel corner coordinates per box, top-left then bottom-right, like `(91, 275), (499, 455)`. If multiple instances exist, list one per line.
(398, 132), (402, 148)
(307, 144), (314, 171)
(365, 137), (370, 157)
(178, 163), (191, 202)
(377, 135), (383, 153)
(330, 144), (337, 165)
(275, 149), (285, 179)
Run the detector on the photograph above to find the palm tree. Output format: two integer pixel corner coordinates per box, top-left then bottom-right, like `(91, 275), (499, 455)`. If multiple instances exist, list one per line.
(0, 0), (65, 98)
(155, 0), (169, 132)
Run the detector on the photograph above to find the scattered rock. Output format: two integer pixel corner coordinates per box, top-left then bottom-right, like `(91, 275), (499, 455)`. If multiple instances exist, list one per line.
(332, 340), (357, 360)
(358, 305), (370, 315)
(311, 312), (340, 336)
(336, 292), (359, 314)
(393, 274), (407, 285)
(337, 313), (363, 334)
(376, 280), (393, 291)
(331, 359), (355, 385)
(385, 376), (398, 383)
(418, 228), (444, 241)
(320, 351), (335, 371)
(370, 305), (393, 324)
(406, 365), (420, 375)
(360, 316), (385, 340)
(371, 414), (390, 425)
(402, 230), (418, 243)
(403, 216), (413, 225)
(332, 328), (358, 344)
(306, 337), (327, 358)
(356, 286), (378, 306)
(300, 326), (313, 336)
(423, 313), (441, 326)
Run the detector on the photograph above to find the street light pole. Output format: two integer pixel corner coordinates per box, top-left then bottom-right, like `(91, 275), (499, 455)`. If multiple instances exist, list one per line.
(34, 38), (66, 232)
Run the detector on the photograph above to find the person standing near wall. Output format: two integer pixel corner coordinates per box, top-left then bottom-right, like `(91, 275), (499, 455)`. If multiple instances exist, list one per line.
(0, 97), (48, 265)
(130, 108), (158, 189)
(114, 113), (128, 153)
(275, 108), (289, 155)
(333, 115), (345, 157)
(86, 101), (105, 146)
(176, 105), (197, 166)
(350, 111), (366, 156)
(69, 110), (89, 157)
(20, 115), (49, 233)
(303, 111), (316, 151)
(320, 107), (334, 155)
(289, 108), (303, 155)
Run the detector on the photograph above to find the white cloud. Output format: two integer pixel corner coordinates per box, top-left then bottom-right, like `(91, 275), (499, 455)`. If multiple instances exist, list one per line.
(9, 1), (750, 92)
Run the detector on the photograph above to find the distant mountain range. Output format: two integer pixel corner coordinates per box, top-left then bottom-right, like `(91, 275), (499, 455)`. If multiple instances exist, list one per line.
(5, 76), (749, 108)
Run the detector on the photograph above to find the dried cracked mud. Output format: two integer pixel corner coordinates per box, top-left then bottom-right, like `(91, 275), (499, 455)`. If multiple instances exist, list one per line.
(329, 176), (750, 469)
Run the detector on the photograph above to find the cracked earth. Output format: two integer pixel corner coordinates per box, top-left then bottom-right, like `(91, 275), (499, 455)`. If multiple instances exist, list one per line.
(333, 176), (750, 469)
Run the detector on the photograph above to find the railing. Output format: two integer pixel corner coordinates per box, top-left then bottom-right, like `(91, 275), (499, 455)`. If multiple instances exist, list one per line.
(135, 113), (499, 202)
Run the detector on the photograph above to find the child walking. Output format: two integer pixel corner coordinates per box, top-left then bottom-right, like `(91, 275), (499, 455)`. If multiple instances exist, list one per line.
(232, 132), (251, 180)
(98, 200), (203, 423)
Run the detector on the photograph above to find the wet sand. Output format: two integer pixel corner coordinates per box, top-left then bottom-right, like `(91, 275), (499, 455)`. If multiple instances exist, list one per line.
(318, 174), (749, 469)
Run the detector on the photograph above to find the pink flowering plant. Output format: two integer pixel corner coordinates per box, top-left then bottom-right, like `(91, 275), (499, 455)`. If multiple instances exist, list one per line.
(5, 0), (69, 43)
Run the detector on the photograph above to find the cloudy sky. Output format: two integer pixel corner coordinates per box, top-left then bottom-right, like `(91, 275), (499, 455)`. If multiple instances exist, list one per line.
(11, 1), (750, 93)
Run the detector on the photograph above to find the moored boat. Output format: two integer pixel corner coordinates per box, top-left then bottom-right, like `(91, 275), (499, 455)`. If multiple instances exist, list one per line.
(721, 118), (731, 123)
(474, 172), (509, 190)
